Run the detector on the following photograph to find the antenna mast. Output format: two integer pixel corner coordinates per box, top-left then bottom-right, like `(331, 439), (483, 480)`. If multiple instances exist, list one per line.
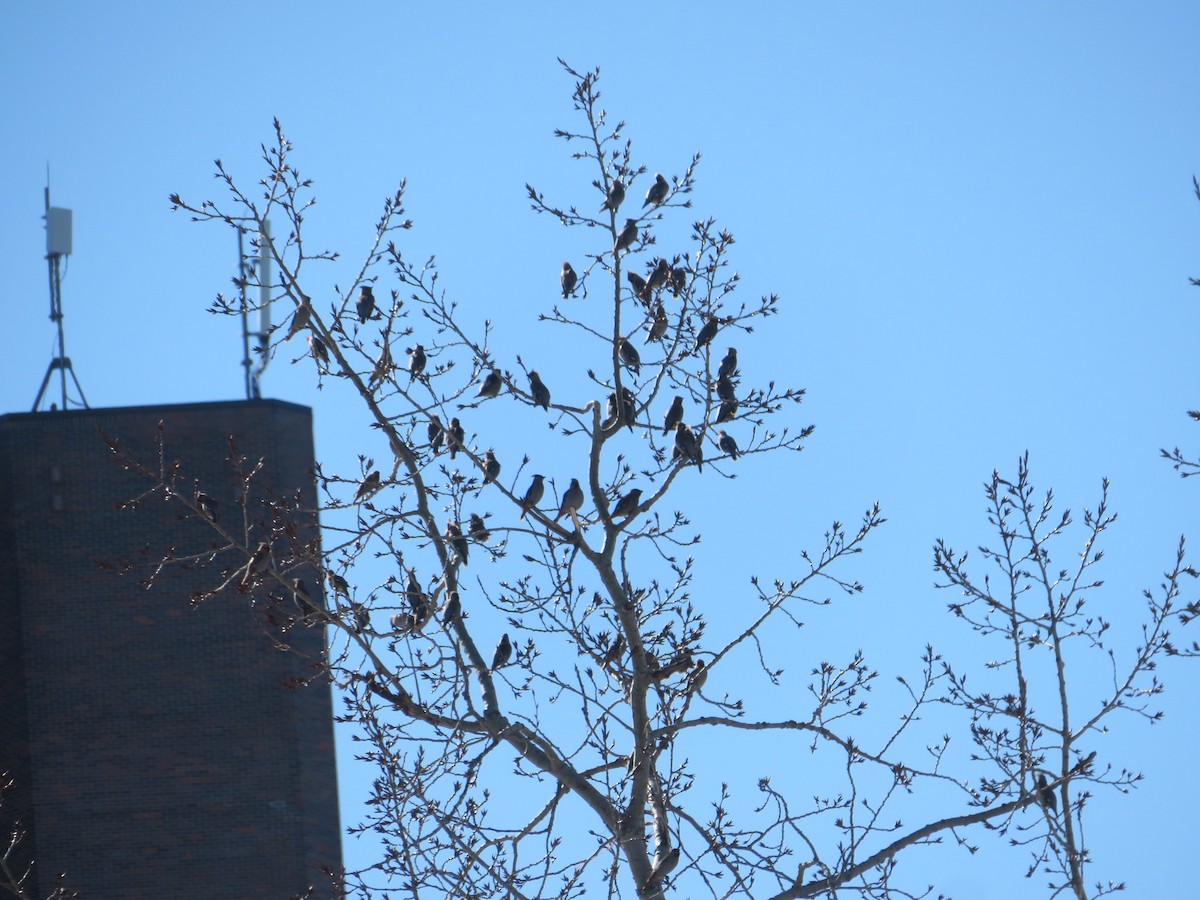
(32, 180), (89, 412)
(238, 221), (272, 399)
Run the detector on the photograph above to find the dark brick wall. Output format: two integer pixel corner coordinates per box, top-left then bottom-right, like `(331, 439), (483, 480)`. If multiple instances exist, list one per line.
(0, 399), (341, 899)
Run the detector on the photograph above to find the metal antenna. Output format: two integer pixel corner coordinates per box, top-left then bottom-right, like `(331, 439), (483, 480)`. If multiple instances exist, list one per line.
(32, 176), (89, 412)
(238, 221), (272, 399)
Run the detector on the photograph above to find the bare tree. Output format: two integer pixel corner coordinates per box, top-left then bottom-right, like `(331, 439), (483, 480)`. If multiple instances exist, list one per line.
(132, 62), (1198, 899)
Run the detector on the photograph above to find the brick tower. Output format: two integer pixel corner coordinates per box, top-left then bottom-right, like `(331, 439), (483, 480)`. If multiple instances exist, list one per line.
(0, 399), (342, 899)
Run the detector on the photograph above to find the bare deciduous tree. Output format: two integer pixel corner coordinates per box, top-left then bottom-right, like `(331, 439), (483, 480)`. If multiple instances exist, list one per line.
(122, 62), (1198, 899)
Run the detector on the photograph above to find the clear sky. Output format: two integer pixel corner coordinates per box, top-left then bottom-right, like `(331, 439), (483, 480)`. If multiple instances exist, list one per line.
(3, 3), (1199, 897)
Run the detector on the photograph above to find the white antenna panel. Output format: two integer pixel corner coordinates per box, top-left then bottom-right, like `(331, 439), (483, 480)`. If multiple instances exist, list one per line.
(46, 208), (72, 256)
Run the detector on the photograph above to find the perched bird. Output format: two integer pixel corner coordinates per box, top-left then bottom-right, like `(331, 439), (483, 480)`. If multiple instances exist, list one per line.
(291, 577), (312, 615)
(443, 590), (462, 623)
(716, 375), (737, 403)
(687, 660), (709, 693)
(718, 430), (740, 460)
(675, 422), (703, 471)
(351, 602), (370, 635)
(355, 285), (376, 324)
(627, 271), (651, 305)
(1037, 773), (1057, 813)
(446, 520), (469, 566)
(491, 633), (513, 670)
(717, 347), (738, 381)
(618, 338), (641, 376)
(716, 399), (739, 424)
(528, 371), (551, 410)
(284, 302), (312, 341)
(694, 314), (720, 353)
(647, 302), (669, 342)
(482, 449), (501, 485)
(561, 261), (578, 299)
(476, 368), (503, 400)
(643, 173), (670, 208)
(669, 266), (688, 297)
(600, 178), (625, 214)
(614, 218), (638, 254)
(663, 396), (684, 435)
(647, 257), (671, 293)
(520, 474), (545, 519)
(242, 541), (271, 586)
(652, 650), (694, 681)
(555, 478), (585, 523)
(368, 342), (394, 391)
(307, 334), (330, 368)
(354, 470), (382, 503)
(468, 512), (491, 543)
(407, 344), (426, 382)
(406, 570), (426, 612)
(644, 846), (680, 888)
(447, 418), (465, 460)
(601, 633), (625, 667)
(611, 487), (643, 520)
(195, 491), (219, 524)
(428, 414), (445, 454)
(326, 570), (350, 597)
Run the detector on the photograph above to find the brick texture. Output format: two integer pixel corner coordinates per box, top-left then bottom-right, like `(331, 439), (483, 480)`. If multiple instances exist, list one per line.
(0, 399), (342, 899)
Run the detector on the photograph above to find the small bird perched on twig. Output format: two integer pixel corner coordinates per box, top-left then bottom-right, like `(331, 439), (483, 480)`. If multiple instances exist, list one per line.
(354, 470), (381, 504)
(355, 285), (376, 324)
(600, 179), (625, 214)
(560, 261), (578, 299)
(520, 474), (545, 519)
(611, 488), (643, 520)
(528, 371), (552, 410)
(643, 173), (669, 208)
(555, 478), (585, 523)
(407, 344), (426, 382)
(476, 368), (503, 400)
(491, 633), (513, 670)
(614, 218), (638, 254)
(482, 450), (501, 485)
(242, 541), (271, 586)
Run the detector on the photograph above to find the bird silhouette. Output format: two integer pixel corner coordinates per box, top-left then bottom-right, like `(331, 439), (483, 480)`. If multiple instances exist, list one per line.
(529, 371), (551, 410)
(669, 267), (688, 297)
(368, 343), (394, 391)
(406, 570), (426, 612)
(195, 491), (219, 524)
(446, 520), (469, 566)
(647, 257), (670, 293)
(643, 173), (669, 208)
(602, 633), (625, 667)
(601, 178), (625, 213)
(1037, 773), (1057, 813)
(447, 418), (465, 459)
(354, 470), (382, 503)
(468, 512), (491, 543)
(284, 302), (312, 341)
(482, 449), (501, 485)
(307, 334), (329, 368)
(407, 344), (426, 382)
(428, 414), (445, 454)
(716, 375), (737, 403)
(443, 590), (462, 623)
(663, 396), (684, 435)
(716, 399), (738, 424)
(675, 422), (703, 471)
(718, 430), (740, 460)
(242, 541), (271, 586)
(355, 286), (376, 324)
(561, 261), (578, 298)
(694, 314), (720, 353)
(618, 338), (641, 376)
(520, 474), (545, 519)
(477, 368), (503, 400)
(612, 487), (643, 520)
(326, 570), (350, 597)
(351, 602), (370, 634)
(491, 633), (513, 670)
(614, 218), (638, 254)
(555, 478), (585, 523)
(717, 347), (738, 381)
(647, 302), (669, 342)
(627, 271), (651, 305)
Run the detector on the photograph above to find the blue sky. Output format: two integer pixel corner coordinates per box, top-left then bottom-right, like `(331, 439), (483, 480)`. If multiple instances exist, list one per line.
(4, 4), (1199, 896)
